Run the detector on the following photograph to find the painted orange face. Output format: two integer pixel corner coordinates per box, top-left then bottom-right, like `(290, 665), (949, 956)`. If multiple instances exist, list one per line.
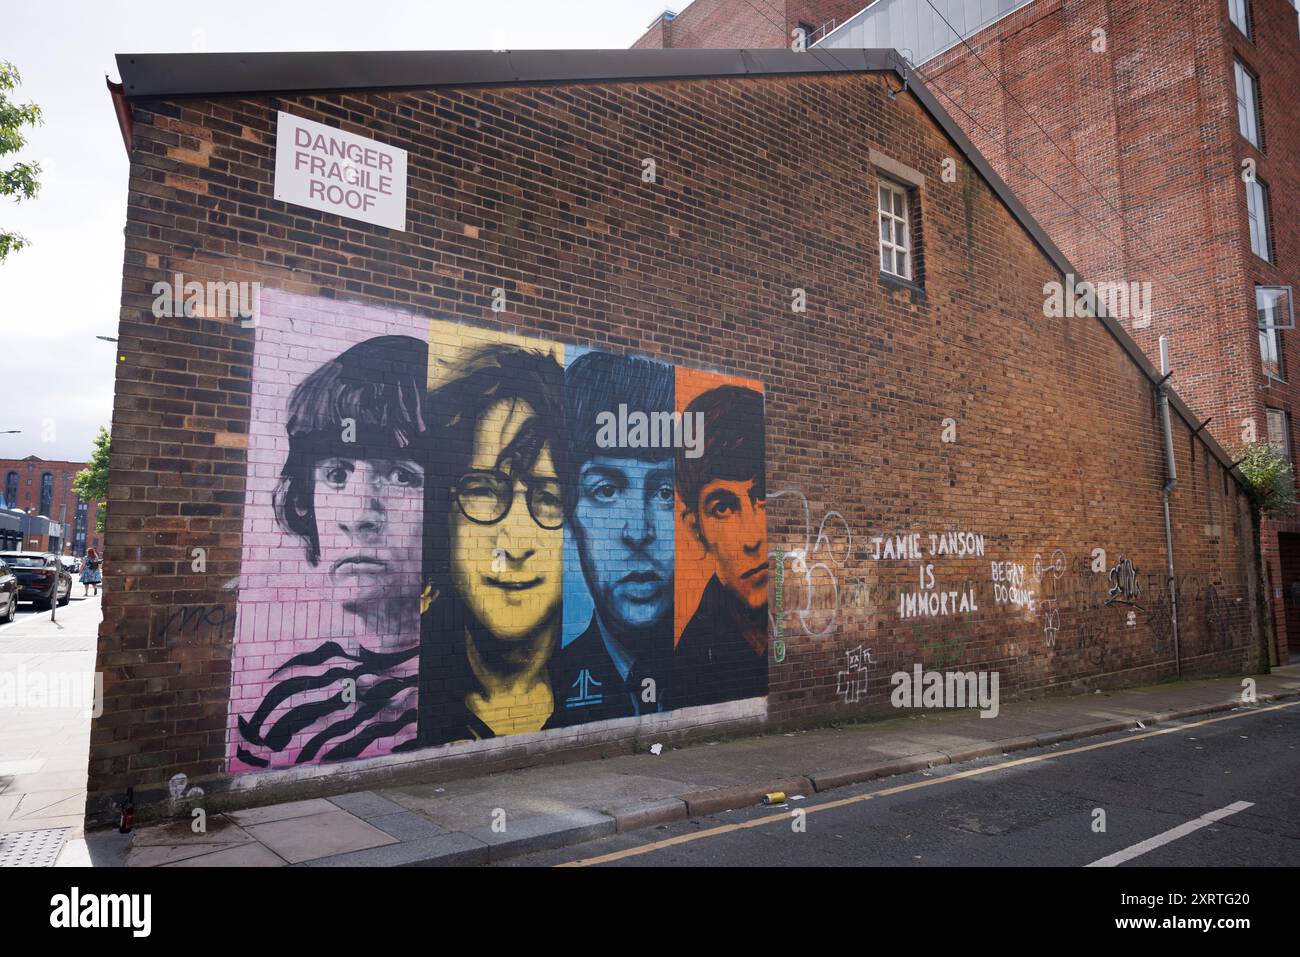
(694, 478), (767, 610)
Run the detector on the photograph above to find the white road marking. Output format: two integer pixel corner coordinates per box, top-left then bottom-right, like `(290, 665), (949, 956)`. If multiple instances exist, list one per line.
(1085, 801), (1254, 867)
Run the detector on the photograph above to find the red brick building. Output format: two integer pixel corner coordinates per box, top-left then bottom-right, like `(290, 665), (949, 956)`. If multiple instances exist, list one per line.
(637, 0), (1300, 666)
(0, 455), (103, 555)
(94, 47), (1262, 823)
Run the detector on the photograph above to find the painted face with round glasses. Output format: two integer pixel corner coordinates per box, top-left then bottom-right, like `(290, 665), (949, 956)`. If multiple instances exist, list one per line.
(448, 398), (564, 643)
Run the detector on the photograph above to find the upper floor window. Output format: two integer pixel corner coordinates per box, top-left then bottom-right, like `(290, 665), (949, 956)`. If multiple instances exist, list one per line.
(3, 471), (16, 509)
(1233, 58), (1260, 148)
(1229, 0), (1251, 38)
(1258, 287), (1294, 382)
(39, 472), (53, 517)
(1268, 408), (1291, 462)
(1246, 177), (1272, 261)
(1260, 323), (1283, 380)
(878, 179), (913, 281)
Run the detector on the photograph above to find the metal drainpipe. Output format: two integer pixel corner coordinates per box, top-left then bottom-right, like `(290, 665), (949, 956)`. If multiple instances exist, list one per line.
(1158, 336), (1181, 678)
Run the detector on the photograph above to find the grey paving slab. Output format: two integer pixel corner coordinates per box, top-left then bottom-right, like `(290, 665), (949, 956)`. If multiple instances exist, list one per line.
(130, 815), (254, 847)
(303, 831), (488, 867)
(127, 840), (255, 868)
(243, 809), (398, 864)
(327, 790), (408, 820)
(0, 793), (21, 823)
(226, 797), (338, 827)
(369, 810), (446, 841)
(465, 808), (616, 861)
(163, 842), (287, 867)
(9, 788), (84, 823)
(379, 770), (688, 831)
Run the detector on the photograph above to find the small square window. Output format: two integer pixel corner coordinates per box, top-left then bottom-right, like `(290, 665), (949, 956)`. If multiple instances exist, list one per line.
(878, 179), (912, 281)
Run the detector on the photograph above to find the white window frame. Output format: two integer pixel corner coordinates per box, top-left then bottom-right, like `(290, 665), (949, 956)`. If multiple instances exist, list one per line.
(878, 179), (912, 281)
(1259, 286), (1293, 382)
(1233, 58), (1260, 148)
(1258, 285), (1295, 331)
(1260, 320), (1285, 382)
(1267, 408), (1291, 462)
(1246, 177), (1272, 262)
(1229, 0), (1251, 38)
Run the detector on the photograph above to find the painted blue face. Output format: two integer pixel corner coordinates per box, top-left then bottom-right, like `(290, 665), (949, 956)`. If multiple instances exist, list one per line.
(572, 455), (675, 636)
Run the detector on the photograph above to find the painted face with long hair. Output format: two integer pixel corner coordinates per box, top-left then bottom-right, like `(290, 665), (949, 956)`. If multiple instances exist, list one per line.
(450, 398), (563, 640)
(273, 334), (430, 644)
(435, 345), (566, 645)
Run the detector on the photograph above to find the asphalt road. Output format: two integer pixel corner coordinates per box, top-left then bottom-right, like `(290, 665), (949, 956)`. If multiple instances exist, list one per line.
(0, 590), (94, 631)
(502, 702), (1300, 867)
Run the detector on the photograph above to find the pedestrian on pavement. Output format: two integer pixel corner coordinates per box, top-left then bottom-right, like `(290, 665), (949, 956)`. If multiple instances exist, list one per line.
(81, 547), (103, 596)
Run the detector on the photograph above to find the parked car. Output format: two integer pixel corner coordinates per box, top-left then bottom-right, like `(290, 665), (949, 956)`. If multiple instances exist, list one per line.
(60, 555), (81, 576)
(0, 556), (18, 623)
(0, 552), (71, 610)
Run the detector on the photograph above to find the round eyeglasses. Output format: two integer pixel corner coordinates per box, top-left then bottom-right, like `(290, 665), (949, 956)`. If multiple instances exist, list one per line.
(452, 470), (564, 530)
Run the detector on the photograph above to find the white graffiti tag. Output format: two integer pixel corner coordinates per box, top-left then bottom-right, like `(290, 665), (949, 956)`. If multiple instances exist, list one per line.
(1034, 549), (1066, 648)
(836, 644), (876, 704)
(769, 489), (852, 638)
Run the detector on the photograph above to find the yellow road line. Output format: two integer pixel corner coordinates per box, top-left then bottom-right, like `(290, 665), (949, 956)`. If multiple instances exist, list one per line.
(559, 699), (1298, 867)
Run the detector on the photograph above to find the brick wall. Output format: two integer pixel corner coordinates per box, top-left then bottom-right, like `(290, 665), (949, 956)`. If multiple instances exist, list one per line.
(640, 2), (1300, 663)
(894, 0), (1300, 662)
(92, 63), (1262, 823)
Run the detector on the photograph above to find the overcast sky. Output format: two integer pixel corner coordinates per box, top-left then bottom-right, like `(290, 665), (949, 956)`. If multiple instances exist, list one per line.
(0, 0), (678, 462)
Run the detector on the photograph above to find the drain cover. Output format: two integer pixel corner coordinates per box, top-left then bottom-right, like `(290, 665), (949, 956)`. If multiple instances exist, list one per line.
(0, 827), (69, 867)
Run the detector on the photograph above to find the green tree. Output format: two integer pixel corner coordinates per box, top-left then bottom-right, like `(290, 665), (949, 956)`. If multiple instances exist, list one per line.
(1234, 440), (1297, 518)
(73, 426), (110, 535)
(0, 60), (43, 264)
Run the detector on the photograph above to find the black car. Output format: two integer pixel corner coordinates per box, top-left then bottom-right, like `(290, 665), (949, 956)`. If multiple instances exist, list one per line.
(0, 557), (17, 623)
(0, 552), (71, 610)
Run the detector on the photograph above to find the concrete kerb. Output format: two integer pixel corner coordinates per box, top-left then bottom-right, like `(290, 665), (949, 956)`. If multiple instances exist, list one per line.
(610, 798), (689, 832)
(682, 776), (814, 818)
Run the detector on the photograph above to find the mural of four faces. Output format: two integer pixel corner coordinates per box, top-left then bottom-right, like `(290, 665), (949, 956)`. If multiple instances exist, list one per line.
(230, 297), (768, 771)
